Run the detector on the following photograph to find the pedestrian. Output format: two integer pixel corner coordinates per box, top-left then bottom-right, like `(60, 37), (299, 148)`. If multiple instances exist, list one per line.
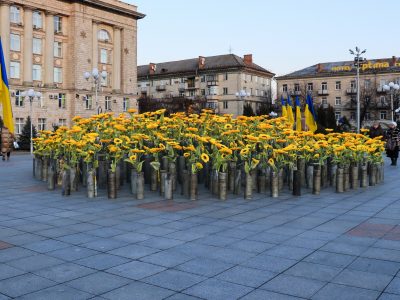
(0, 126), (15, 161)
(369, 121), (385, 138)
(386, 121), (400, 166)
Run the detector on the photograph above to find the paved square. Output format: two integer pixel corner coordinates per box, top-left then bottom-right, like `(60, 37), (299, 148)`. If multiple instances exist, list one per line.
(1, 154), (400, 299)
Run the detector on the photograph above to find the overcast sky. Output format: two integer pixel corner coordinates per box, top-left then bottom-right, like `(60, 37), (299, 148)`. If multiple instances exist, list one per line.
(125, 0), (400, 76)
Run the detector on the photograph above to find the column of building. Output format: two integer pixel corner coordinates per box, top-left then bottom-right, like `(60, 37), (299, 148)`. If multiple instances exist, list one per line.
(0, 3), (10, 71)
(44, 12), (54, 87)
(112, 27), (121, 92)
(23, 7), (33, 85)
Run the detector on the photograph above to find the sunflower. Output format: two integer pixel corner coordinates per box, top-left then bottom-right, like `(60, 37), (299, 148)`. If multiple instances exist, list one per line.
(201, 153), (210, 163)
(224, 123), (233, 130)
(129, 154), (137, 161)
(114, 138), (123, 145)
(196, 162), (203, 170)
(184, 152), (190, 158)
(240, 148), (249, 156)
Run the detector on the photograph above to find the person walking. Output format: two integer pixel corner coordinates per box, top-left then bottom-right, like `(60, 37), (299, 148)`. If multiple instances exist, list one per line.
(0, 126), (15, 161)
(369, 121), (385, 138)
(386, 121), (400, 166)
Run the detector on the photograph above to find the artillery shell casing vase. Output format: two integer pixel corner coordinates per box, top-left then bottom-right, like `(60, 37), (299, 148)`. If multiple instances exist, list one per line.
(336, 167), (344, 193)
(70, 167), (78, 192)
(245, 172), (253, 200)
(37, 157), (43, 180)
(321, 162), (328, 188)
(369, 164), (377, 186)
(306, 164), (313, 189)
(298, 158), (306, 188)
(288, 167), (294, 191)
(177, 156), (185, 184)
(47, 162), (55, 191)
(82, 162), (87, 187)
(219, 172), (227, 201)
(42, 157), (48, 182)
(97, 155), (107, 189)
(190, 173), (197, 201)
(271, 170), (279, 198)
(160, 170), (167, 196)
(360, 164), (368, 187)
(258, 174), (266, 193)
(343, 166), (350, 191)
(87, 168), (96, 198)
(165, 175), (173, 200)
(169, 162), (177, 191)
(330, 163), (337, 187)
(293, 169), (301, 196)
(107, 170), (117, 199)
(115, 164), (121, 190)
(143, 155), (151, 185)
(62, 169), (71, 196)
(278, 168), (284, 191)
(252, 170), (257, 191)
(351, 164), (359, 190)
(130, 170), (138, 195)
(312, 165), (321, 195)
(150, 168), (158, 191)
(182, 170), (190, 198)
(211, 169), (219, 196)
(137, 172), (144, 200)
(234, 169), (241, 195)
(228, 162), (236, 192)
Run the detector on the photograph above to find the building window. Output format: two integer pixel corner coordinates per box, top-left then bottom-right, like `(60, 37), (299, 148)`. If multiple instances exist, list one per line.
(101, 72), (108, 87)
(85, 95), (93, 110)
(10, 61), (20, 79)
(380, 96), (386, 104)
(54, 41), (62, 57)
(38, 118), (46, 131)
(365, 112), (370, 120)
(335, 97), (341, 106)
(307, 83), (313, 91)
(15, 90), (23, 107)
(224, 73), (228, 80)
(54, 16), (62, 33)
(282, 84), (288, 92)
(98, 30), (110, 42)
(32, 64), (41, 81)
(350, 112), (355, 120)
(58, 119), (67, 127)
(33, 11), (42, 29)
(123, 98), (129, 112)
(380, 111), (387, 120)
(10, 6), (20, 24)
(321, 82), (328, 90)
(179, 91), (185, 97)
(10, 34), (20, 51)
(54, 67), (62, 83)
(200, 89), (206, 96)
(200, 75), (205, 82)
(335, 81), (341, 90)
(58, 93), (66, 109)
(350, 80), (356, 89)
(255, 89), (259, 96)
(335, 112), (341, 121)
(105, 96), (112, 111)
(223, 87), (228, 95)
(16, 117), (24, 134)
(250, 88), (253, 96)
(223, 101), (228, 109)
(365, 79), (371, 89)
(322, 97), (327, 105)
(254, 76), (258, 83)
(294, 84), (300, 92)
(100, 49), (108, 64)
(33, 38), (42, 55)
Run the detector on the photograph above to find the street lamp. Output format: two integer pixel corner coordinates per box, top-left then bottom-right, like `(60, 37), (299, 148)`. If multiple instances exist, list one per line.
(21, 88), (42, 155)
(269, 111), (278, 118)
(349, 47), (366, 133)
(84, 68), (107, 114)
(235, 89), (250, 116)
(383, 82), (400, 121)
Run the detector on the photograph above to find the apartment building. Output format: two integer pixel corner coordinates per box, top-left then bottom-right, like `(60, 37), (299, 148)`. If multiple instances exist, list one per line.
(276, 57), (400, 123)
(0, 0), (144, 133)
(137, 54), (275, 116)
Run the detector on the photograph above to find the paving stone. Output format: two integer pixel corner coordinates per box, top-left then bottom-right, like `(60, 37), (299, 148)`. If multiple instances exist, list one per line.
(107, 261), (166, 280)
(0, 247), (36, 263)
(56, 233), (102, 245)
(176, 257), (234, 277)
(140, 249), (192, 267)
(385, 277), (400, 295)
(261, 274), (326, 298)
(6, 254), (64, 272)
(33, 262), (96, 283)
(165, 293), (202, 300)
(228, 239), (275, 253)
(361, 247), (400, 262)
(80, 238), (128, 252)
(75, 253), (129, 270)
(23, 239), (70, 253)
(17, 284), (92, 300)
(0, 264), (26, 281)
(216, 265), (277, 288)
(241, 289), (305, 300)
(242, 254), (298, 273)
(142, 269), (206, 291)
(320, 241), (368, 256)
(284, 261), (342, 281)
(66, 272), (130, 295)
(312, 283), (381, 300)
(348, 257), (400, 275)
(266, 245), (314, 260)
(47, 246), (100, 261)
(139, 236), (186, 249)
(0, 273), (56, 298)
(183, 278), (253, 300)
(108, 244), (159, 259)
(332, 269), (393, 291)
(102, 281), (175, 300)
(303, 250), (356, 268)
(379, 293), (400, 300)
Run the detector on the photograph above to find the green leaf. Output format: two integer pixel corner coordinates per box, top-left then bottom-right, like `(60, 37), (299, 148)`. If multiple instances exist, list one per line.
(150, 161), (160, 171)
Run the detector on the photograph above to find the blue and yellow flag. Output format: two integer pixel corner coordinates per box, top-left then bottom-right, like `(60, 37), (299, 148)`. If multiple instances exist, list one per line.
(286, 95), (295, 126)
(295, 96), (302, 132)
(0, 38), (14, 133)
(281, 96), (287, 118)
(305, 94), (317, 132)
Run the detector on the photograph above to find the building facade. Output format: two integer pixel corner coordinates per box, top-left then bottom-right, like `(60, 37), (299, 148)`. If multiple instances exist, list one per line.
(0, 0), (144, 133)
(137, 54), (275, 116)
(276, 57), (400, 124)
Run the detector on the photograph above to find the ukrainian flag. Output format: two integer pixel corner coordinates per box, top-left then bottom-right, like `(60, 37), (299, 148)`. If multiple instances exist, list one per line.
(0, 38), (14, 133)
(281, 96), (287, 118)
(286, 95), (295, 126)
(295, 96), (302, 131)
(305, 94), (317, 132)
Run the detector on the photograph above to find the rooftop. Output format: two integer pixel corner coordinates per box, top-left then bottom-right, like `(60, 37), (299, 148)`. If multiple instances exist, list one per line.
(138, 54), (275, 78)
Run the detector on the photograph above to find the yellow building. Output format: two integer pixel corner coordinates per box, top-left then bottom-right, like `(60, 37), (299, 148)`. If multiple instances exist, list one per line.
(0, 0), (144, 133)
(276, 57), (400, 124)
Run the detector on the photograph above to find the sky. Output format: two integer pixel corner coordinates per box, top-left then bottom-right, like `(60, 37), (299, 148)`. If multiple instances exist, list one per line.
(125, 0), (400, 76)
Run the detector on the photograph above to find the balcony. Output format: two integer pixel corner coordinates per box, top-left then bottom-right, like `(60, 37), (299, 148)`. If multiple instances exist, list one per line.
(178, 84), (185, 92)
(207, 80), (218, 86)
(346, 88), (357, 95)
(186, 84), (197, 90)
(156, 85), (166, 91)
(318, 89), (329, 95)
(377, 102), (390, 109)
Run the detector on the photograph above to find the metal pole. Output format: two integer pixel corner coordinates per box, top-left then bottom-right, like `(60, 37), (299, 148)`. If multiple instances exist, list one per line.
(356, 58), (360, 133)
(30, 98), (33, 155)
(391, 92), (394, 122)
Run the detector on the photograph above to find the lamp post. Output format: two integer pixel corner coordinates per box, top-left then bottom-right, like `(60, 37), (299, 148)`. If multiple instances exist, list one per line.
(349, 47), (366, 133)
(21, 89), (42, 155)
(269, 111), (278, 118)
(383, 82), (400, 122)
(84, 68), (107, 114)
(235, 89), (250, 116)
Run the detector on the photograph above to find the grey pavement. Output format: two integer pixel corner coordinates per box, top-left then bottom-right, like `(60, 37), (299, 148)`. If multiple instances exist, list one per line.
(0, 154), (400, 299)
